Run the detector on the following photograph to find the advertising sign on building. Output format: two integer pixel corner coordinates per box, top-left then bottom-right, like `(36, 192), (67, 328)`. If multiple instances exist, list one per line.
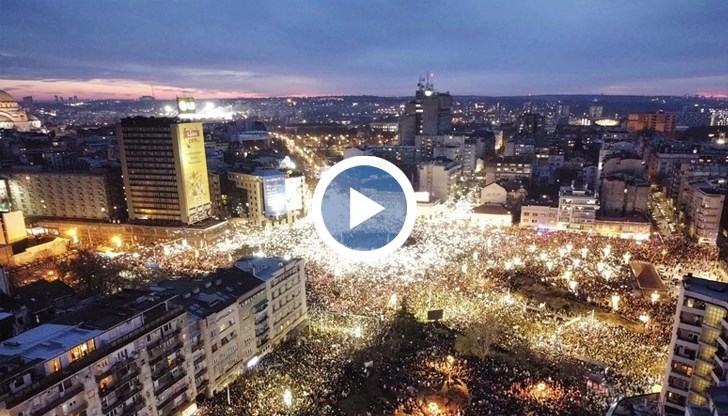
(263, 173), (286, 217)
(173, 122), (211, 223)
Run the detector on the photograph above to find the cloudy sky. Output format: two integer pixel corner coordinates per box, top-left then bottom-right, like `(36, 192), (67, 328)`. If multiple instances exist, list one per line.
(1, 0), (727, 100)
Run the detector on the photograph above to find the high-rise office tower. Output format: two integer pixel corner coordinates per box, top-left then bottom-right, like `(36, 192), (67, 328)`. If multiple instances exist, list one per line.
(589, 105), (604, 119)
(398, 76), (453, 145)
(118, 117), (211, 224)
(661, 276), (728, 415)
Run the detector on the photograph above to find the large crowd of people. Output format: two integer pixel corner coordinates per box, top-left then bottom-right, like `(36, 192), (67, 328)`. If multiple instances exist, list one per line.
(106, 196), (720, 415)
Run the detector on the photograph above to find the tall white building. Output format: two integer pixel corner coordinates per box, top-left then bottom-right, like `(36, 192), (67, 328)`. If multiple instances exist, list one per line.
(684, 181), (726, 245)
(417, 161), (461, 203)
(661, 276), (728, 415)
(558, 185), (600, 231)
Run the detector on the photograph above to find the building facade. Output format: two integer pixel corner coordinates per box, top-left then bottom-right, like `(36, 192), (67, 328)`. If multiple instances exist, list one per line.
(0, 256), (308, 416)
(627, 112), (676, 134)
(398, 78), (453, 146)
(227, 169), (305, 226)
(118, 117), (211, 224)
(558, 186), (600, 231)
(416, 161), (461, 203)
(483, 157), (533, 186)
(684, 181), (726, 245)
(661, 276), (728, 414)
(0, 290), (198, 416)
(1, 171), (126, 221)
(519, 204), (559, 229)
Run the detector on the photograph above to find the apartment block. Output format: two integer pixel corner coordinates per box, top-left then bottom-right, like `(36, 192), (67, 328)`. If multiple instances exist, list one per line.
(152, 256), (308, 397)
(1, 171), (125, 220)
(0, 256), (308, 415)
(0, 290), (197, 416)
(661, 276), (728, 415)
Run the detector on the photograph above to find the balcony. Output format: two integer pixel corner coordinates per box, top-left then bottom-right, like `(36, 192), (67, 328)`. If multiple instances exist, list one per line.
(99, 366), (141, 397)
(197, 378), (209, 392)
(156, 387), (188, 411)
(120, 399), (145, 416)
(677, 332), (698, 344)
(5, 307), (185, 411)
(673, 348), (696, 361)
(102, 384), (142, 414)
(193, 354), (205, 366)
(159, 395), (192, 416)
(680, 314), (703, 328)
(152, 356), (185, 381)
(146, 327), (181, 352)
(255, 326), (269, 337)
(252, 299), (268, 314)
(149, 340), (183, 366)
(254, 313), (268, 325)
(68, 401), (88, 416)
(31, 383), (84, 416)
(96, 356), (137, 381)
(713, 365), (726, 382)
(154, 370), (187, 397)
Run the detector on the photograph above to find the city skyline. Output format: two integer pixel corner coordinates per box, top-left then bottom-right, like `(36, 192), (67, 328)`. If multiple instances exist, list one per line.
(2, 0), (728, 100)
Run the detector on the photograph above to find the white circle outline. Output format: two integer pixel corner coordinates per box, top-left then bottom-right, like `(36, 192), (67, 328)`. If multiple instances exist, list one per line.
(312, 156), (417, 261)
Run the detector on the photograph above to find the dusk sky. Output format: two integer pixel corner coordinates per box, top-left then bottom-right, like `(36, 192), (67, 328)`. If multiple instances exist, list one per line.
(2, 0), (727, 100)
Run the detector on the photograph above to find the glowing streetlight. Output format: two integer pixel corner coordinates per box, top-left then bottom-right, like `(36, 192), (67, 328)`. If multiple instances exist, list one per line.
(611, 294), (620, 311)
(66, 228), (79, 244)
(283, 389), (293, 407)
(111, 235), (122, 248)
(639, 314), (650, 324)
(388, 293), (398, 308)
(651, 292), (660, 303)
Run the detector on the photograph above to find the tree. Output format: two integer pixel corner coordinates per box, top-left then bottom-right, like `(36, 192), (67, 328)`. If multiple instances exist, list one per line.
(455, 320), (505, 359)
(58, 250), (125, 296)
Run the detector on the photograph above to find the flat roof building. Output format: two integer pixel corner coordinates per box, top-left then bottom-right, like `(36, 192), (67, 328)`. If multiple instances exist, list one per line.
(119, 117), (211, 225)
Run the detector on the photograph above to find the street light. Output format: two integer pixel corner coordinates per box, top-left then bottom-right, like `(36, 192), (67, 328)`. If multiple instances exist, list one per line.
(111, 235), (122, 248)
(283, 389), (293, 407)
(66, 228), (79, 244)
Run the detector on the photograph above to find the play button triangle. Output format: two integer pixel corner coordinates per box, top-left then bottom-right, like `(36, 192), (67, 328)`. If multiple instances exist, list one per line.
(349, 188), (385, 229)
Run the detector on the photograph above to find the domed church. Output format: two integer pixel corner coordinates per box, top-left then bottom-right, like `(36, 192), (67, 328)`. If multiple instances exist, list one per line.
(0, 90), (42, 131)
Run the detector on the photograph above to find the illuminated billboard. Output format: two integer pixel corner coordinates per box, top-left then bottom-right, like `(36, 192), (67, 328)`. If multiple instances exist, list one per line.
(2, 211), (27, 244)
(172, 122), (211, 224)
(262, 172), (286, 217)
(285, 176), (304, 212)
(177, 97), (196, 114)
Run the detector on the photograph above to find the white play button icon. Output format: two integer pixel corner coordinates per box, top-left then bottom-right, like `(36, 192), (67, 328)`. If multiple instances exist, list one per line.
(349, 188), (385, 229)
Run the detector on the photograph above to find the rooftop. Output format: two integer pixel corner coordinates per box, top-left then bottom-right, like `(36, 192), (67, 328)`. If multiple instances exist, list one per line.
(684, 275), (728, 303)
(0, 324), (100, 361)
(234, 256), (299, 282)
(472, 203), (511, 216)
(50, 289), (174, 330)
(152, 267), (265, 319)
(630, 261), (666, 292)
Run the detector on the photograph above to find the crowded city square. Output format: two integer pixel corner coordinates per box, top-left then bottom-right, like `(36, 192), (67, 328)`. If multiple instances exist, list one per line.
(89, 189), (713, 416)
